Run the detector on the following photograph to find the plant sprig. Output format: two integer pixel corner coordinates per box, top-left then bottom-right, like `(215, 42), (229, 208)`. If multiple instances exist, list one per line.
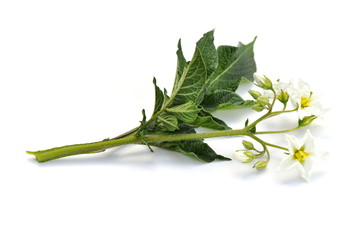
(27, 30), (323, 182)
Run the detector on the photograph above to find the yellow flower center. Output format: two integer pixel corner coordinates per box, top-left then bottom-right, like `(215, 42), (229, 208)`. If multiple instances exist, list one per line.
(300, 92), (313, 109)
(301, 97), (311, 108)
(294, 150), (308, 163)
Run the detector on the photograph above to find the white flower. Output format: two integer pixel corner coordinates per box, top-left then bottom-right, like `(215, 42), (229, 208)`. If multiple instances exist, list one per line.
(233, 150), (254, 163)
(278, 130), (316, 181)
(288, 79), (324, 118)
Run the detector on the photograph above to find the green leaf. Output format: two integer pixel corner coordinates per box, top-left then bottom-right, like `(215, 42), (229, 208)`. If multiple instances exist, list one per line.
(249, 125), (256, 134)
(202, 89), (255, 112)
(172, 140), (230, 162)
(156, 114), (179, 131)
(196, 30), (217, 77)
(190, 110), (230, 130)
(151, 125), (230, 162)
(152, 78), (164, 115)
(171, 47), (207, 106)
(165, 101), (200, 123)
(206, 39), (257, 94)
(173, 39), (187, 92)
(163, 88), (170, 106)
(140, 109), (147, 125)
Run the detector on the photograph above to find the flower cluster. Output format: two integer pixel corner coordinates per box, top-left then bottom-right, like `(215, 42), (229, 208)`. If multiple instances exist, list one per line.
(233, 73), (325, 181)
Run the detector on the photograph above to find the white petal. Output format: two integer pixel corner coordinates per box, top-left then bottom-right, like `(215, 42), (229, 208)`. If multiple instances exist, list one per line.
(278, 156), (299, 171)
(253, 73), (265, 86)
(263, 90), (274, 99)
(300, 157), (314, 182)
(233, 151), (245, 162)
(303, 129), (315, 153)
(273, 81), (291, 95)
(285, 134), (299, 153)
(297, 79), (311, 94)
(233, 150), (253, 163)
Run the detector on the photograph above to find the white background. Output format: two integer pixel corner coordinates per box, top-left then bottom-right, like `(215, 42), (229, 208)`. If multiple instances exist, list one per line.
(0, 0), (360, 239)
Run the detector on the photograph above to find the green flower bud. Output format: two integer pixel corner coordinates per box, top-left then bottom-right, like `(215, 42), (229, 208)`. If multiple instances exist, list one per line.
(257, 96), (269, 107)
(252, 103), (265, 112)
(254, 73), (273, 90)
(242, 140), (254, 150)
(276, 90), (289, 104)
(249, 90), (262, 100)
(233, 150), (255, 163)
(253, 160), (268, 170)
(298, 115), (317, 127)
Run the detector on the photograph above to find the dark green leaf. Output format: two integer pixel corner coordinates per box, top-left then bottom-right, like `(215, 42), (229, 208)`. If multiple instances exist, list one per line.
(249, 125), (256, 134)
(163, 88), (170, 106)
(202, 89), (250, 112)
(140, 109), (147, 125)
(151, 125), (230, 162)
(206, 39), (257, 94)
(245, 118), (249, 127)
(173, 39), (187, 92)
(171, 47), (207, 106)
(152, 78), (164, 115)
(196, 30), (218, 77)
(190, 110), (230, 130)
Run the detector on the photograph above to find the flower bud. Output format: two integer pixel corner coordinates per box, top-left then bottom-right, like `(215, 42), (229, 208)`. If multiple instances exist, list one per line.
(298, 115), (317, 127)
(252, 103), (265, 112)
(257, 96), (269, 107)
(242, 140), (254, 150)
(253, 160), (268, 170)
(233, 150), (255, 163)
(276, 90), (289, 104)
(253, 73), (273, 90)
(249, 90), (262, 100)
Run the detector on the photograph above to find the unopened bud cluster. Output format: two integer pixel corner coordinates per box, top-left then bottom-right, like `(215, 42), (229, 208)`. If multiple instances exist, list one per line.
(249, 90), (270, 112)
(233, 140), (269, 170)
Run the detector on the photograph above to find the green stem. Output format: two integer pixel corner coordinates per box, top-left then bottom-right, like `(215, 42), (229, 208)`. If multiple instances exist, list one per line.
(248, 134), (288, 151)
(246, 106), (298, 131)
(27, 128), (250, 163)
(109, 126), (140, 140)
(255, 126), (301, 135)
(27, 135), (139, 163)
